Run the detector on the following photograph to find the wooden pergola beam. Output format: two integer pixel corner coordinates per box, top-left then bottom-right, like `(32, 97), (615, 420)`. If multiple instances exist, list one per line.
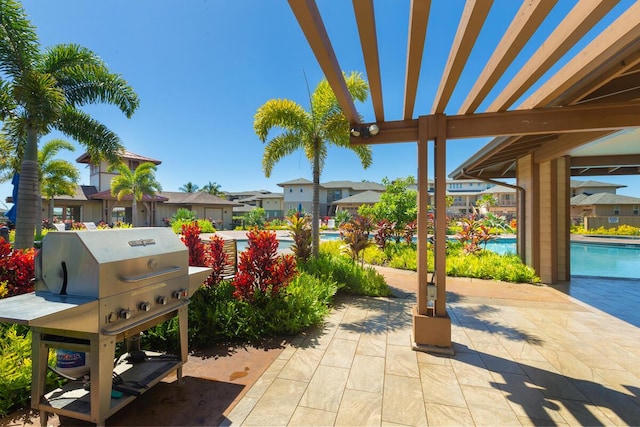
(521, 1), (640, 109)
(351, 102), (640, 145)
(458, 0), (557, 114)
(489, 0), (618, 112)
(353, 0), (384, 122)
(432, 0), (493, 114)
(571, 155), (640, 167)
(288, 0), (360, 124)
(403, 0), (431, 120)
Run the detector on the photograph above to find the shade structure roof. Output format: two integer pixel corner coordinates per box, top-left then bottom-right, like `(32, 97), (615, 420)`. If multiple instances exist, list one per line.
(289, 0), (640, 180)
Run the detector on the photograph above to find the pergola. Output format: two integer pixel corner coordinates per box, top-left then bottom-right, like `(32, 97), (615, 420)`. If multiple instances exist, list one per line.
(288, 0), (640, 352)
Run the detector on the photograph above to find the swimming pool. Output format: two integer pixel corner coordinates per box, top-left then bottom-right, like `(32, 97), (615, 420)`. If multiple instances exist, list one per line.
(237, 234), (640, 279)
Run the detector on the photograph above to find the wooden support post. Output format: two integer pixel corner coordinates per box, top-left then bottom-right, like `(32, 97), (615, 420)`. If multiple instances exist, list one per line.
(416, 116), (429, 315)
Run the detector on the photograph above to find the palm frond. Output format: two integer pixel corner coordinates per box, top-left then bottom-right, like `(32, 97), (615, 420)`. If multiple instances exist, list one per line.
(253, 98), (310, 142)
(43, 45), (139, 117)
(55, 106), (124, 164)
(0, 0), (40, 78)
(262, 131), (305, 177)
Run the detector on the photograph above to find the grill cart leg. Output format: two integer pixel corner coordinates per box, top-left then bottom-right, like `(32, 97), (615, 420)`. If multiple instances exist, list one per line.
(177, 305), (188, 383)
(90, 334), (116, 426)
(31, 330), (51, 427)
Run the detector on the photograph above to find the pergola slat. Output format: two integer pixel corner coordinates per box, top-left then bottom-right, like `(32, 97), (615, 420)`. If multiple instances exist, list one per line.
(458, 0), (557, 114)
(431, 0), (493, 114)
(403, 0), (431, 120)
(353, 0), (384, 122)
(488, 0), (618, 112)
(288, 0), (360, 124)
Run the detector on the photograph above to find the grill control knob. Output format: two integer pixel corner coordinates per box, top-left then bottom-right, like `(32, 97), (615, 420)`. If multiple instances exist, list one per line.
(119, 309), (132, 320)
(139, 302), (152, 312)
(157, 296), (167, 305)
(173, 289), (188, 299)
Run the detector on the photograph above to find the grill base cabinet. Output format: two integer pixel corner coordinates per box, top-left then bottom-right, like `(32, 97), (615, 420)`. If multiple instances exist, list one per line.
(32, 306), (188, 426)
(0, 228), (211, 427)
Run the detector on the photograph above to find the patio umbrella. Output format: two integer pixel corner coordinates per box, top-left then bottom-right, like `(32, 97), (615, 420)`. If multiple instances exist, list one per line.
(4, 173), (19, 224)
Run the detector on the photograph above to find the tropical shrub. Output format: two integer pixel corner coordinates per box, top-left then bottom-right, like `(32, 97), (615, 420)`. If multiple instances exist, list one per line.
(0, 240), (36, 297)
(300, 251), (390, 297)
(244, 208), (267, 228)
(172, 218), (215, 234)
(0, 323), (61, 417)
(373, 219), (394, 250)
(339, 215), (373, 265)
(287, 213), (312, 262)
(334, 210), (352, 228)
(231, 229), (297, 302)
(456, 214), (495, 254)
(180, 222), (228, 286)
(447, 250), (539, 283)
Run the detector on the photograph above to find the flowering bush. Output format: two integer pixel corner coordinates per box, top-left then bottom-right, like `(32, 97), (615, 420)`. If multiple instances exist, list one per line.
(0, 240), (36, 297)
(232, 229), (296, 302)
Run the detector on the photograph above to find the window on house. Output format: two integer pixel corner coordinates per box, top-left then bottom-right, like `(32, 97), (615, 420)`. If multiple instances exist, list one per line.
(289, 188), (293, 193)
(300, 188), (303, 192)
(613, 205), (620, 215)
(634, 205), (639, 215)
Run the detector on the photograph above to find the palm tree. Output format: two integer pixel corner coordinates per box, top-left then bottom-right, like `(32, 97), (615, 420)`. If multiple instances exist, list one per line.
(201, 181), (222, 196)
(0, 0), (139, 248)
(39, 139), (80, 233)
(110, 161), (161, 227)
(179, 182), (199, 193)
(254, 71), (372, 256)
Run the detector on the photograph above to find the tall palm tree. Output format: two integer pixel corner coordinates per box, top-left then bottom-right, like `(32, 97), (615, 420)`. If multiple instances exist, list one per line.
(201, 181), (222, 196)
(110, 161), (161, 227)
(254, 71), (372, 256)
(0, 0), (139, 248)
(179, 182), (199, 193)
(39, 139), (79, 233)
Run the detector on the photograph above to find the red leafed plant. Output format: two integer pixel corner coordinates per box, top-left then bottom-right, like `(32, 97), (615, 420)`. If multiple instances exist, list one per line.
(0, 240), (36, 297)
(180, 221), (228, 286)
(232, 229), (297, 303)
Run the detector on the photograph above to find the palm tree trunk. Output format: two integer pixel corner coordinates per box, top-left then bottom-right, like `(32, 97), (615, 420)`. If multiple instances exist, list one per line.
(14, 126), (39, 249)
(131, 198), (138, 227)
(35, 192), (43, 238)
(312, 141), (320, 257)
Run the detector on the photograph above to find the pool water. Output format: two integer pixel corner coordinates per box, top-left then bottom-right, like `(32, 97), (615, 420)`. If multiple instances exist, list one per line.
(237, 234), (640, 279)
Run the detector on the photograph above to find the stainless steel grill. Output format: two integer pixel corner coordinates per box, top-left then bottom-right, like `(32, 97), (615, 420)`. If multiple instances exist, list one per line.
(0, 227), (211, 426)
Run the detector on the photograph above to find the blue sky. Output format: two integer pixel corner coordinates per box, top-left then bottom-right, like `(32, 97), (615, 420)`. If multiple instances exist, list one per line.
(2, 0), (639, 210)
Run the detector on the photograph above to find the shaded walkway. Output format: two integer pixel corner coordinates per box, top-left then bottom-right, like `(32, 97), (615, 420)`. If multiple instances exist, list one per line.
(224, 269), (640, 425)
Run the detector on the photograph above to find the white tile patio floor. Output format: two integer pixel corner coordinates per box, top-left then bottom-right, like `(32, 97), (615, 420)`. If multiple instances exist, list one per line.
(221, 267), (640, 426)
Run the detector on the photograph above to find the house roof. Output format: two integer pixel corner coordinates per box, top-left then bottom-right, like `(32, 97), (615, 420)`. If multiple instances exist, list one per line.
(333, 190), (382, 205)
(479, 185), (516, 194)
(158, 191), (240, 206)
(89, 189), (169, 202)
(571, 193), (640, 206)
(322, 180), (385, 191)
(277, 178), (313, 186)
(570, 179), (625, 189)
(54, 185), (100, 201)
(76, 150), (162, 165)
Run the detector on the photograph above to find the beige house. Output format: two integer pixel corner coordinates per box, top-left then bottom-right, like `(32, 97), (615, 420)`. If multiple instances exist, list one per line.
(332, 190), (382, 216)
(571, 193), (640, 229)
(46, 150), (239, 229)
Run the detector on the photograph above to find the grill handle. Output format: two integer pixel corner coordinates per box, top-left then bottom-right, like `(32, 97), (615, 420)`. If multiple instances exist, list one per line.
(120, 266), (181, 283)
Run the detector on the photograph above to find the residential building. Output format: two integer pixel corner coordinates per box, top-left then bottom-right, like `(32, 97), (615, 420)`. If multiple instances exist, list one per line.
(333, 190), (382, 215)
(32, 150), (239, 229)
(571, 193), (640, 229)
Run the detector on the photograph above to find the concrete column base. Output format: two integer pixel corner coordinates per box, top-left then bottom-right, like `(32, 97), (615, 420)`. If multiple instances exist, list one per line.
(412, 306), (454, 356)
